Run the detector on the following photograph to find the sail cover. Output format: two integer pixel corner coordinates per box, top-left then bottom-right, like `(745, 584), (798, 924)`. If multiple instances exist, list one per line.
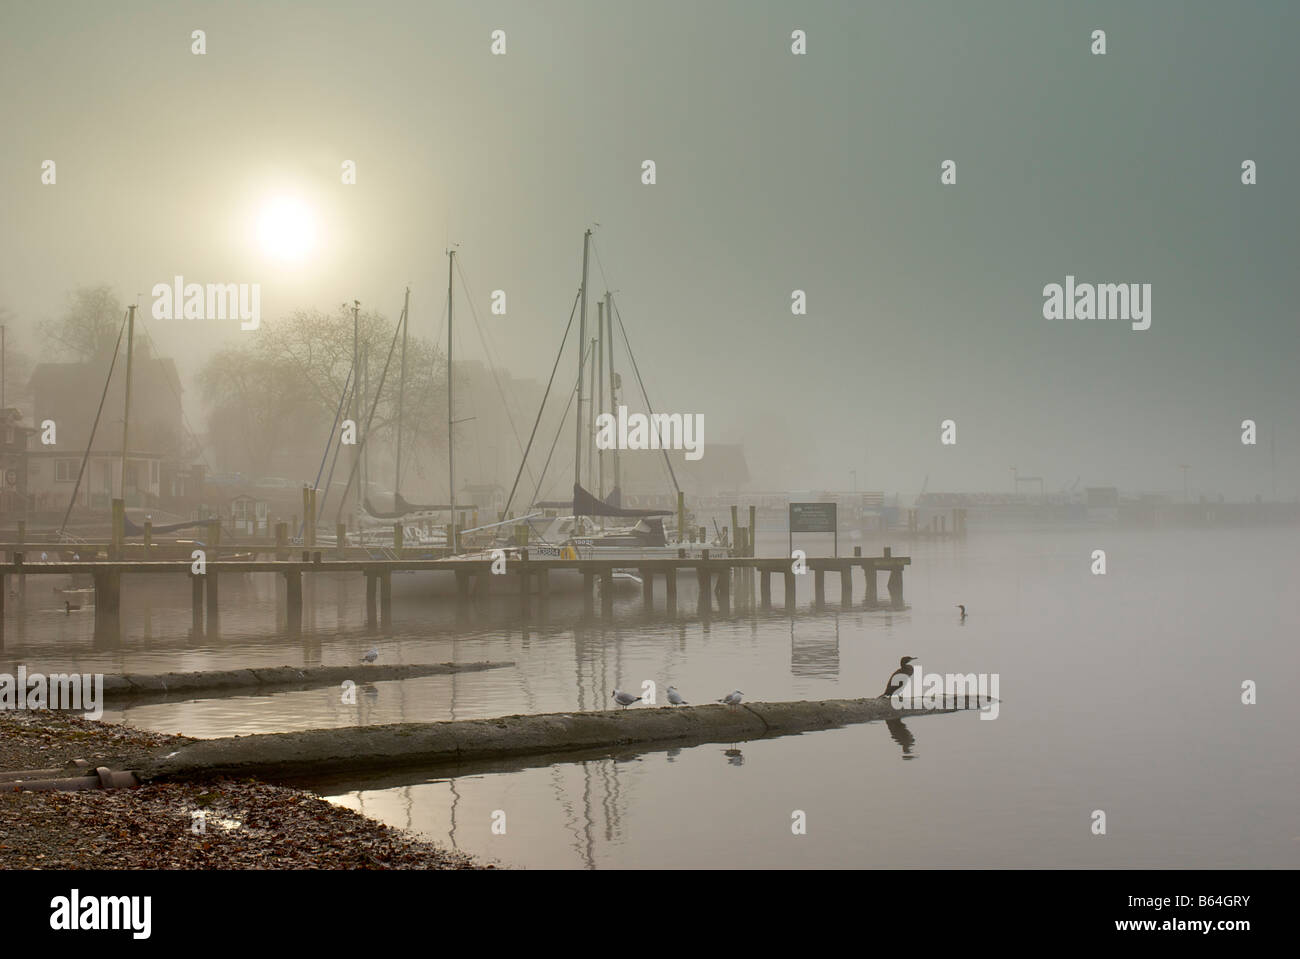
(572, 483), (671, 518)
(123, 515), (207, 537)
(395, 492), (453, 513)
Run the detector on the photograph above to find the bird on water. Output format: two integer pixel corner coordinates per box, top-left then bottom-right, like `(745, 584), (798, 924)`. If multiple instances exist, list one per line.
(956, 604), (967, 621)
(361, 646), (378, 663)
(882, 656), (917, 697)
(718, 690), (744, 706)
(612, 689), (641, 709)
(667, 686), (688, 705)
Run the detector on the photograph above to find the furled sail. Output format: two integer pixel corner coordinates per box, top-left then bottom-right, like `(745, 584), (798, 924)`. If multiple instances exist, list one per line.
(571, 483), (671, 518)
(123, 515), (206, 537)
(395, 492), (453, 513)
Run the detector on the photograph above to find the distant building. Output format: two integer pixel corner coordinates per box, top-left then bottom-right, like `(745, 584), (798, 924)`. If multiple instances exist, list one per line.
(0, 408), (38, 516)
(229, 493), (269, 534)
(26, 447), (162, 511)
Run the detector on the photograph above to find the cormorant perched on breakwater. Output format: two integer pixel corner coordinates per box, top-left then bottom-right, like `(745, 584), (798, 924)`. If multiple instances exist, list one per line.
(956, 604), (967, 621)
(882, 656), (917, 697)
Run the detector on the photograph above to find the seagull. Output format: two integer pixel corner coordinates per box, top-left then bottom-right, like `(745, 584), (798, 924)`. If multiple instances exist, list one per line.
(956, 604), (967, 621)
(612, 689), (641, 709)
(882, 656), (917, 698)
(667, 686), (688, 705)
(717, 690), (744, 706)
(361, 646), (378, 663)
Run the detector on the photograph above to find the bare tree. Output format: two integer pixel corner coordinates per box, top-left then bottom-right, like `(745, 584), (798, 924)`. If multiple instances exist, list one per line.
(40, 284), (123, 361)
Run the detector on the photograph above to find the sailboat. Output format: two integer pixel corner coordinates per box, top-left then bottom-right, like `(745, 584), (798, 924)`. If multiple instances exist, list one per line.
(516, 229), (722, 563)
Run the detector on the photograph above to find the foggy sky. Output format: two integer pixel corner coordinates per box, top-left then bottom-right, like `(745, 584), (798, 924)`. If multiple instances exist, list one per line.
(2, 0), (1296, 499)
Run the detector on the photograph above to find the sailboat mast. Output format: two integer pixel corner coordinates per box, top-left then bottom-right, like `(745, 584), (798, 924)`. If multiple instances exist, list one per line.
(447, 249), (456, 516)
(587, 334), (597, 497)
(606, 291), (619, 496)
(596, 300), (605, 499)
(351, 300), (360, 518)
(395, 286), (409, 499)
(118, 303), (136, 500)
(574, 229), (591, 496)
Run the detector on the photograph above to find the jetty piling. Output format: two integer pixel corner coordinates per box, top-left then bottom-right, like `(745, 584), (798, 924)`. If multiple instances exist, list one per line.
(0, 550), (910, 641)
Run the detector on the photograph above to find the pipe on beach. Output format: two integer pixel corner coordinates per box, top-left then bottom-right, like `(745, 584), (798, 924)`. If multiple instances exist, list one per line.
(138, 695), (992, 783)
(102, 661), (514, 700)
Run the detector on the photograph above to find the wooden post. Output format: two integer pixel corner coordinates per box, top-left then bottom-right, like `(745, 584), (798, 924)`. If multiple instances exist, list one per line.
(730, 505), (739, 554)
(205, 566), (219, 625)
(445, 523), (455, 555)
(784, 569), (796, 610)
(308, 488), (318, 546)
(888, 566), (904, 609)
(207, 520), (221, 562)
(275, 522), (288, 560)
(748, 506), (756, 556)
(302, 487), (311, 546)
(143, 520), (152, 559)
(366, 572), (378, 628)
(696, 566), (711, 613)
(814, 568), (825, 606)
(191, 575), (203, 632)
(641, 568), (653, 607)
(760, 570), (772, 608)
(285, 569), (302, 633)
(15, 520), (24, 599)
(864, 562), (878, 607)
(110, 500), (124, 561)
(93, 570), (120, 636)
(840, 566), (852, 604)
(677, 491), (686, 544)
(601, 570), (614, 615)
(380, 571), (392, 629)
(665, 567), (677, 614)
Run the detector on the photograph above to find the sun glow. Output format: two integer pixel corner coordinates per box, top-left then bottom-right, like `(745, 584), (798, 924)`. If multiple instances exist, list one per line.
(256, 195), (318, 262)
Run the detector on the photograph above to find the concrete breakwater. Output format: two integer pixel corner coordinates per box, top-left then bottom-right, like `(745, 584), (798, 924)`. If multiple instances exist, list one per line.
(139, 695), (988, 782)
(102, 661), (514, 699)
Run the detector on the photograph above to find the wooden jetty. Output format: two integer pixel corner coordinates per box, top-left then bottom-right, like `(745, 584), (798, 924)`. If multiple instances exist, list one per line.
(0, 546), (910, 639)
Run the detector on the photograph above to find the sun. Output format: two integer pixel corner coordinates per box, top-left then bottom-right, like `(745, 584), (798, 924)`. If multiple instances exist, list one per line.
(256, 195), (318, 262)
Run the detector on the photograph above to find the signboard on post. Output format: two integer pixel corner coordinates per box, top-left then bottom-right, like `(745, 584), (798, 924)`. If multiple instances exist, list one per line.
(789, 502), (838, 557)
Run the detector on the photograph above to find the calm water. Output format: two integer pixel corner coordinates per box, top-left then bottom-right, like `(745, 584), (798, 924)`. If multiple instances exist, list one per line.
(5, 527), (1297, 868)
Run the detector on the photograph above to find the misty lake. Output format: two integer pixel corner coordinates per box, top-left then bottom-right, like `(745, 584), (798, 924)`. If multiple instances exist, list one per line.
(7, 526), (1297, 868)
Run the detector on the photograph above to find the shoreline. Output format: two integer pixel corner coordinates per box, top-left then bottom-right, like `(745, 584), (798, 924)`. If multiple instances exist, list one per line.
(0, 711), (494, 870)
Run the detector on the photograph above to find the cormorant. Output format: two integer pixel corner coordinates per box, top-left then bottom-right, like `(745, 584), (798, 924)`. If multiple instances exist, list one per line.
(956, 604), (967, 621)
(882, 656), (917, 697)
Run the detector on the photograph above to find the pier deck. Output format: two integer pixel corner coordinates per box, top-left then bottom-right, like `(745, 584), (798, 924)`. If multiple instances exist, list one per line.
(0, 548), (910, 639)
